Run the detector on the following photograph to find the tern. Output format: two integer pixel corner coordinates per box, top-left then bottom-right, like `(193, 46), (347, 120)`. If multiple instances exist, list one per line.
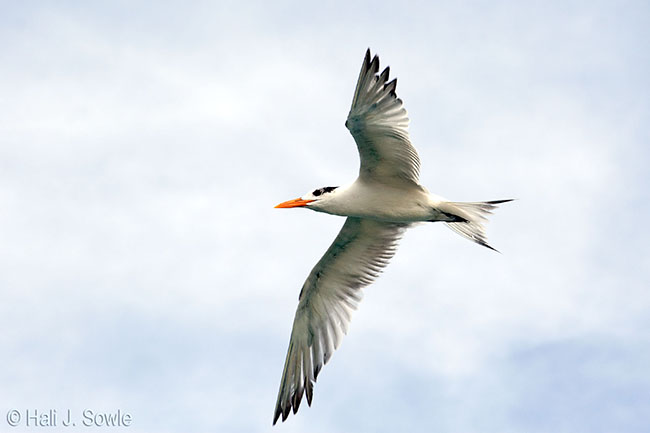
(273, 49), (511, 424)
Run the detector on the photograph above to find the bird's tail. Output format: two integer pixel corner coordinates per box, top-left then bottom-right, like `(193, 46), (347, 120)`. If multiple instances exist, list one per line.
(439, 199), (513, 251)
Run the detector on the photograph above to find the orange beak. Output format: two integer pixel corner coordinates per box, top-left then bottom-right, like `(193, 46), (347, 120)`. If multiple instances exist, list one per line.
(274, 198), (315, 208)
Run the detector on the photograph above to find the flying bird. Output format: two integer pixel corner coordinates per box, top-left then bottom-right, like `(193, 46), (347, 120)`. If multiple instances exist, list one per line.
(273, 49), (511, 424)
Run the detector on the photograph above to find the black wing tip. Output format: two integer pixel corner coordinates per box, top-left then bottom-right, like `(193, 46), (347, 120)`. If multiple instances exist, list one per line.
(272, 407), (281, 425)
(271, 385), (315, 425)
(369, 54), (380, 75)
(481, 242), (501, 253)
(282, 405), (290, 422)
(272, 400), (290, 425)
(357, 49), (372, 79)
(292, 398), (301, 414)
(364, 49), (371, 66)
(470, 235), (502, 253)
(384, 78), (398, 96)
(379, 65), (390, 83)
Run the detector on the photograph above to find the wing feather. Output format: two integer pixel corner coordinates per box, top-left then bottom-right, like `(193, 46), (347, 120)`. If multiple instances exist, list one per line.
(346, 49), (421, 183)
(273, 217), (408, 424)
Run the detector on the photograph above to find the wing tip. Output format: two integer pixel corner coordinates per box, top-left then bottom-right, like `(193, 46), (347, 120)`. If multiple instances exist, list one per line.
(272, 406), (281, 425)
(384, 77), (398, 96)
(486, 199), (516, 205)
(362, 48), (372, 74)
(292, 392), (302, 414)
(379, 65), (390, 83)
(369, 53), (379, 75)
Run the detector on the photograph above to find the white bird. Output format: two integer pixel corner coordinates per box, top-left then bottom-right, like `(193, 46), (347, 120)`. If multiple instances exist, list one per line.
(273, 49), (511, 424)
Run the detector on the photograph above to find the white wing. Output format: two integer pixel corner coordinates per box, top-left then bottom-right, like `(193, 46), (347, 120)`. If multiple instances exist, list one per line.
(345, 49), (421, 184)
(273, 217), (408, 424)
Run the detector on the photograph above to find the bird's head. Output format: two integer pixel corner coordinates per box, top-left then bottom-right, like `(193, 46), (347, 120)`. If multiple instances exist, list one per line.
(275, 186), (339, 209)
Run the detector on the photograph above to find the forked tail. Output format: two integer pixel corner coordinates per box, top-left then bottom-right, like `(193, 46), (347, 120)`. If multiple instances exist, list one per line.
(440, 199), (513, 251)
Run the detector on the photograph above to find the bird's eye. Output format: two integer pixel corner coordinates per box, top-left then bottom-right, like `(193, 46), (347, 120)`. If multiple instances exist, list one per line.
(312, 189), (322, 196)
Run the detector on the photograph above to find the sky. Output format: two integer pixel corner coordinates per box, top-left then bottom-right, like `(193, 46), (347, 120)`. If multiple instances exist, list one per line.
(1, 1), (649, 432)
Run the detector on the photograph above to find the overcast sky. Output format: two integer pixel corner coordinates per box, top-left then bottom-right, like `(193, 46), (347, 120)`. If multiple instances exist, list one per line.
(1, 1), (649, 432)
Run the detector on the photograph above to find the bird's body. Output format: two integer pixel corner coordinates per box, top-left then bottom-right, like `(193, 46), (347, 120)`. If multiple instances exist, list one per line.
(273, 49), (511, 424)
(309, 180), (436, 222)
